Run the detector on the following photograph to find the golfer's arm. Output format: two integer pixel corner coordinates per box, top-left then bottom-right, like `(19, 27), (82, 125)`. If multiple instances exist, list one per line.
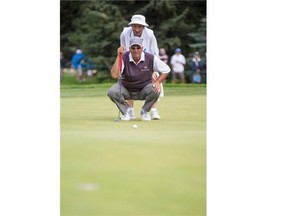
(155, 73), (169, 84)
(111, 55), (121, 79)
(153, 57), (171, 84)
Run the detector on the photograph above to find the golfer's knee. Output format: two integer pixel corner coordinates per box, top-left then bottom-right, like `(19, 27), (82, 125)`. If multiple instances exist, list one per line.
(107, 89), (116, 99)
(107, 85), (120, 98)
(147, 90), (159, 100)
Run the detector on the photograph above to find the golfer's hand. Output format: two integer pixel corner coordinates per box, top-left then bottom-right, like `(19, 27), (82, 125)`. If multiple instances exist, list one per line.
(152, 82), (161, 93)
(117, 46), (125, 56)
(152, 72), (159, 81)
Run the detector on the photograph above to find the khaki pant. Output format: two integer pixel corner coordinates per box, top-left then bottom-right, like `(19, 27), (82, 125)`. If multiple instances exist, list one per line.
(172, 71), (185, 83)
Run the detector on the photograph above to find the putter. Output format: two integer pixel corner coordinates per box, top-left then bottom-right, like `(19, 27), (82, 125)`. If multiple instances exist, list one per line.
(114, 117), (120, 122)
(114, 52), (123, 123)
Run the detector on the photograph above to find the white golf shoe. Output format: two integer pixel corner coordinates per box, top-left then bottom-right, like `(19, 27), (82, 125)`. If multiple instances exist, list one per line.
(127, 107), (136, 119)
(141, 110), (151, 121)
(151, 108), (160, 120)
(120, 112), (130, 121)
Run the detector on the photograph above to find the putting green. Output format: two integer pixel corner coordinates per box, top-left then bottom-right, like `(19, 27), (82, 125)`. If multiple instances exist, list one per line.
(61, 90), (206, 215)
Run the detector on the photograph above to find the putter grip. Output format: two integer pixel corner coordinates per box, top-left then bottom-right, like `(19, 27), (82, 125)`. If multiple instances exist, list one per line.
(119, 53), (122, 71)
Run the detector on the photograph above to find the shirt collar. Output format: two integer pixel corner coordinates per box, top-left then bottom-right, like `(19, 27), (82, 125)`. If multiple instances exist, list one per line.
(129, 52), (145, 65)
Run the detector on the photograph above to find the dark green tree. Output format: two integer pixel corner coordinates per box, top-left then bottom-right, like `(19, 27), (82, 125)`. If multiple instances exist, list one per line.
(60, 1), (86, 58)
(188, 17), (206, 54)
(68, 1), (127, 71)
(60, 0), (206, 82)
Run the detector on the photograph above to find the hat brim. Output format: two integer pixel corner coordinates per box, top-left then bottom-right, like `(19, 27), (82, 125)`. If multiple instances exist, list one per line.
(129, 43), (142, 48)
(128, 21), (149, 27)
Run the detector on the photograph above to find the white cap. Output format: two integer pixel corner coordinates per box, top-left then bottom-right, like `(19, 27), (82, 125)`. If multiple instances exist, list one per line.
(128, 15), (149, 27)
(76, 49), (82, 54)
(129, 37), (143, 47)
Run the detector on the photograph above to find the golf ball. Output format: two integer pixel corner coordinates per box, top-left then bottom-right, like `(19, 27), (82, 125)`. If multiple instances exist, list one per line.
(133, 124), (138, 129)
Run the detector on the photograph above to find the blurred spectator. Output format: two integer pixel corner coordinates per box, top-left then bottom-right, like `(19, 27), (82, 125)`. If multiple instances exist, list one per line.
(60, 51), (67, 81)
(170, 48), (186, 83)
(201, 52), (207, 84)
(190, 51), (204, 84)
(81, 58), (96, 79)
(159, 48), (168, 64)
(159, 48), (169, 84)
(71, 49), (86, 83)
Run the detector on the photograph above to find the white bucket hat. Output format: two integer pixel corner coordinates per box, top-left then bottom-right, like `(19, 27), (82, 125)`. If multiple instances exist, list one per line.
(128, 15), (149, 27)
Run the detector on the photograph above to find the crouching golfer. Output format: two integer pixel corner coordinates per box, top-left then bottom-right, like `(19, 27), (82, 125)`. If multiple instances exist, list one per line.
(107, 37), (170, 121)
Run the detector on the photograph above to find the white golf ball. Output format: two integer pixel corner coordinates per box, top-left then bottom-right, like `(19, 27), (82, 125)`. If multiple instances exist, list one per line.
(133, 124), (138, 129)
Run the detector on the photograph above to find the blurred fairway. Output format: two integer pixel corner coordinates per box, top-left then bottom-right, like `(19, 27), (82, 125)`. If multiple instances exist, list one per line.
(61, 82), (206, 216)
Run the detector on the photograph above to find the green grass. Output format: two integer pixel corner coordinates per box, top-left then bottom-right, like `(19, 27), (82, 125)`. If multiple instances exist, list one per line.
(61, 78), (206, 216)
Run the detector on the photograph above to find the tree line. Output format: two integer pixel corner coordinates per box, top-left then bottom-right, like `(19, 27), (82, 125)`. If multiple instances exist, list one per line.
(60, 0), (206, 75)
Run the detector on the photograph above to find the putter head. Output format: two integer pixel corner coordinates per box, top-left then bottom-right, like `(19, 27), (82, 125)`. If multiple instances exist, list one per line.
(114, 118), (120, 122)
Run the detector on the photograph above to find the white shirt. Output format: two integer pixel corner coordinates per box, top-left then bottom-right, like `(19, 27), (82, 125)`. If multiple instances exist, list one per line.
(170, 54), (186, 73)
(120, 27), (159, 56)
(121, 52), (170, 74)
